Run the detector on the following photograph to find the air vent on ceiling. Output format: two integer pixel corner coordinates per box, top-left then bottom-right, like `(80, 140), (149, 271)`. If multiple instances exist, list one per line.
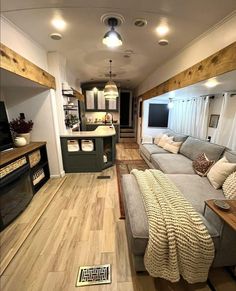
(134, 18), (147, 27)
(158, 39), (169, 46)
(50, 33), (62, 40)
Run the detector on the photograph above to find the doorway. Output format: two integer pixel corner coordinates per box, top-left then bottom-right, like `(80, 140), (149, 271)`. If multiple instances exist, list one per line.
(120, 90), (132, 128)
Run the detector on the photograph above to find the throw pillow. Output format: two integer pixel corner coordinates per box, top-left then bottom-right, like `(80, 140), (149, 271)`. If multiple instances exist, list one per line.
(142, 136), (153, 144)
(154, 134), (163, 145)
(222, 171), (236, 199)
(192, 153), (215, 177)
(158, 134), (173, 148)
(207, 157), (236, 189)
(163, 141), (182, 154)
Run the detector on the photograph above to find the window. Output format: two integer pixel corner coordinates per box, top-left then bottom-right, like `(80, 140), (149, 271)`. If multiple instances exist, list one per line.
(148, 104), (169, 127)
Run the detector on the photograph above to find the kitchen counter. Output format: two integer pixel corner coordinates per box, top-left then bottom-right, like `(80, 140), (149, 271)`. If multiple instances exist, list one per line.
(60, 125), (116, 138)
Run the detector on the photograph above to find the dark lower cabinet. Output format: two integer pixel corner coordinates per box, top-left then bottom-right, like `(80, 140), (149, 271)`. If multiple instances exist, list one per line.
(60, 135), (116, 173)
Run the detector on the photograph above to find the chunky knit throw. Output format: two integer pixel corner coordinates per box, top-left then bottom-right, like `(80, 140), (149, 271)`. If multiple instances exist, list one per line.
(131, 169), (214, 283)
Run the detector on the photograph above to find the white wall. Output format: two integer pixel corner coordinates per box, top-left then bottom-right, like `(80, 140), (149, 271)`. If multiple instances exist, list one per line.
(47, 52), (82, 135)
(0, 16), (48, 71)
(207, 95), (223, 139)
(0, 15), (64, 177)
(136, 13), (236, 96)
(142, 99), (168, 137)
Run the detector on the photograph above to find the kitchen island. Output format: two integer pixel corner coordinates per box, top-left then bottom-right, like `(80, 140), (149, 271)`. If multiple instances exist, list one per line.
(60, 126), (116, 172)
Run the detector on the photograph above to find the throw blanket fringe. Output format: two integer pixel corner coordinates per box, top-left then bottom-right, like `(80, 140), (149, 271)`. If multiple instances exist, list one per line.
(131, 169), (214, 283)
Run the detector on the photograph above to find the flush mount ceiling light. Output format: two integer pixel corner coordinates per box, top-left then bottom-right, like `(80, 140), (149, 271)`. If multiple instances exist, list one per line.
(102, 17), (123, 48)
(51, 17), (66, 30)
(205, 78), (220, 88)
(104, 60), (119, 99)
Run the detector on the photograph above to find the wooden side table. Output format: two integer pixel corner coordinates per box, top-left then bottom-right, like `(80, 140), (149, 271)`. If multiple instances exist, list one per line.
(204, 199), (236, 231)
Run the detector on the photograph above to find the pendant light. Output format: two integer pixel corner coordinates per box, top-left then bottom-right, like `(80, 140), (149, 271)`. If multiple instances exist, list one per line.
(104, 60), (119, 100)
(103, 17), (122, 48)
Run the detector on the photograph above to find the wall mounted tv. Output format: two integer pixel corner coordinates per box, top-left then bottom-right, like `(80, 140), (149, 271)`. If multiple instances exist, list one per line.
(0, 101), (13, 151)
(148, 103), (169, 127)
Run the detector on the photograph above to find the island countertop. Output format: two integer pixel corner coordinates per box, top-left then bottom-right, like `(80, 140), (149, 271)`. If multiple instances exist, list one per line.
(60, 125), (116, 138)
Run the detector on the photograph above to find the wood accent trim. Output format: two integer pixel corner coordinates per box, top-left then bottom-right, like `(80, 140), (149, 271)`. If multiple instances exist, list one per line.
(0, 43), (56, 90)
(139, 42), (236, 100)
(0, 142), (46, 166)
(73, 88), (85, 102)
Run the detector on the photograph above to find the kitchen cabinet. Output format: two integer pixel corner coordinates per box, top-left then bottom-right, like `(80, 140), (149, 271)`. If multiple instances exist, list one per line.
(85, 90), (119, 112)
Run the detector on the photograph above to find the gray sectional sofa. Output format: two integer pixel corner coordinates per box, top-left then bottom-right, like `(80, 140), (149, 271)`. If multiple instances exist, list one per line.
(122, 129), (236, 272)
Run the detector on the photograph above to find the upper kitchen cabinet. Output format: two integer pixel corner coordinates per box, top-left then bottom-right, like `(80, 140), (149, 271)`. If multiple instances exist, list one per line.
(85, 89), (119, 112)
(85, 90), (96, 110)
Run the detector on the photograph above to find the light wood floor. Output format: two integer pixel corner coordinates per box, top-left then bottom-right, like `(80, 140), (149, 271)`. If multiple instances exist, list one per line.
(0, 144), (235, 291)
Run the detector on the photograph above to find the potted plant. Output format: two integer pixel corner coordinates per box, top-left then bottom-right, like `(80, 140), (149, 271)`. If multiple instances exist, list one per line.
(9, 113), (34, 145)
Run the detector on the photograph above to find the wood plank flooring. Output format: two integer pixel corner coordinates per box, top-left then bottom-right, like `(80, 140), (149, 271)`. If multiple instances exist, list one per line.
(0, 143), (235, 291)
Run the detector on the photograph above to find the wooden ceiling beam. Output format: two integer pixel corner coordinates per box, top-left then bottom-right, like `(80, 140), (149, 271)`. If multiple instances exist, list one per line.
(0, 42), (56, 90)
(139, 42), (236, 101)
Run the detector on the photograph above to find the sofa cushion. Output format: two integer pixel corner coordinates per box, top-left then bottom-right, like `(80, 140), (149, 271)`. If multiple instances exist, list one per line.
(158, 134), (173, 148)
(180, 136), (225, 161)
(122, 174), (148, 255)
(151, 153), (195, 174)
(167, 174), (225, 214)
(142, 135), (153, 144)
(163, 141), (182, 154)
(224, 149), (236, 163)
(207, 157), (236, 189)
(166, 129), (188, 142)
(140, 144), (168, 161)
(192, 153), (215, 176)
(222, 171), (236, 199)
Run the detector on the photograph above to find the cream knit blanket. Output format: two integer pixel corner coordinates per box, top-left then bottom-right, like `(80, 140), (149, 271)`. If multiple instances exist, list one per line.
(131, 169), (214, 283)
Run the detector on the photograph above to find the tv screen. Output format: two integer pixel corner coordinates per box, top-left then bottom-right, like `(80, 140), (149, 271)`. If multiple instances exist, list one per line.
(148, 104), (169, 127)
(0, 101), (13, 151)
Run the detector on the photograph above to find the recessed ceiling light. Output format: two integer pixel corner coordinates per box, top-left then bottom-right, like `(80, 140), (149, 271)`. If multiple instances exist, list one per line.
(51, 18), (66, 30)
(50, 33), (62, 40)
(158, 39), (169, 46)
(205, 78), (220, 88)
(156, 24), (169, 36)
(134, 18), (147, 27)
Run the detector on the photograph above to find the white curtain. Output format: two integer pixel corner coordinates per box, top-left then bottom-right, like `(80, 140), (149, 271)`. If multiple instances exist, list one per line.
(168, 96), (209, 139)
(211, 93), (236, 150)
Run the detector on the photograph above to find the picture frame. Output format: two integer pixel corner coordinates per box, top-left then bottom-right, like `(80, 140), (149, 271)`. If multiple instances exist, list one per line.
(209, 114), (220, 128)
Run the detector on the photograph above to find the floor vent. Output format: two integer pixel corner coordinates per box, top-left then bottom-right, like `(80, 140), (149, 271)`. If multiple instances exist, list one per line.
(76, 264), (111, 287)
(97, 176), (111, 179)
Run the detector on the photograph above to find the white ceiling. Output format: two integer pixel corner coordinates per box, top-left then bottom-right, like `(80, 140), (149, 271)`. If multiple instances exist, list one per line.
(1, 0), (236, 89)
(152, 70), (236, 101)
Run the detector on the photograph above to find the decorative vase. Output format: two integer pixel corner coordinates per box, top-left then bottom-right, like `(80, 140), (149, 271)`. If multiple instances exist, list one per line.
(17, 133), (31, 144)
(14, 137), (27, 147)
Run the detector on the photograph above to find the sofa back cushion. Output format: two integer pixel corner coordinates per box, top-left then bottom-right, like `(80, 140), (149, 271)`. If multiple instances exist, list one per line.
(165, 129), (188, 142)
(180, 136), (225, 161)
(224, 149), (236, 163)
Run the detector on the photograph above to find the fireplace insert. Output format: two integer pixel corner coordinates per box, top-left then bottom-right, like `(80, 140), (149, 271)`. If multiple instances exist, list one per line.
(0, 162), (33, 231)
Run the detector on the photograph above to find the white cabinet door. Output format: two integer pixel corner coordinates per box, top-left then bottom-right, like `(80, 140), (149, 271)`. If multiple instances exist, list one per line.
(97, 91), (106, 110)
(107, 99), (117, 110)
(86, 90), (95, 110)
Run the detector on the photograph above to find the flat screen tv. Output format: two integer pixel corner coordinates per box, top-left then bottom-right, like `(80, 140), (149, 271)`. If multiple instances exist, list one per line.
(0, 101), (13, 151)
(148, 103), (169, 127)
